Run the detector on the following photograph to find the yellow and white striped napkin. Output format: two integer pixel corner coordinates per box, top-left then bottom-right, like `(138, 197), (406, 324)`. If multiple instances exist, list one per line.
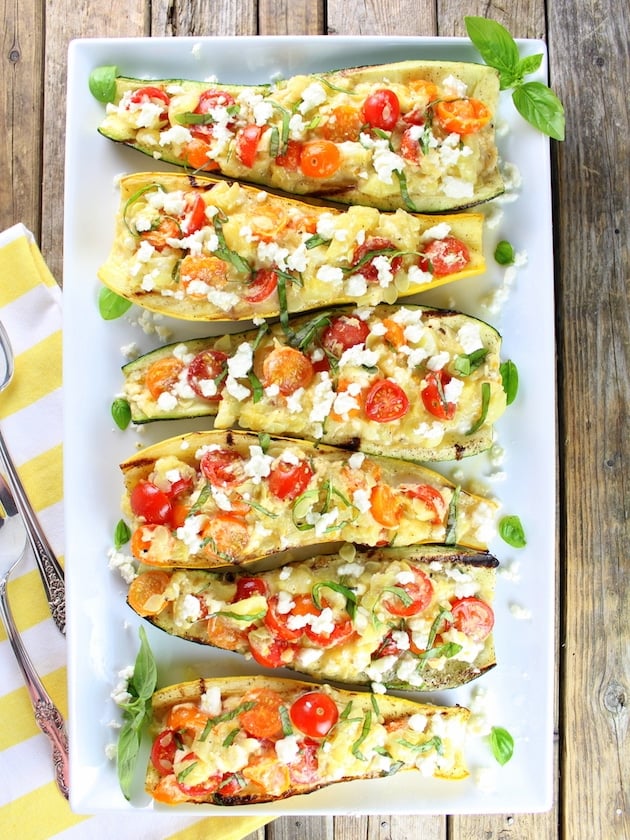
(0, 224), (271, 840)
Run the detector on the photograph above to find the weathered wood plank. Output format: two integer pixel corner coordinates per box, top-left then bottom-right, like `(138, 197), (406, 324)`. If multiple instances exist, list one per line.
(0, 0), (44, 240)
(548, 0), (630, 837)
(268, 815), (334, 840)
(327, 0), (436, 37)
(40, 1), (147, 280)
(258, 0), (324, 35)
(150, 0), (257, 37)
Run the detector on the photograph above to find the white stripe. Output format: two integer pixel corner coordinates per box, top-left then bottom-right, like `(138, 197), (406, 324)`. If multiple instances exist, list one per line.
(0, 614), (66, 695)
(0, 388), (63, 465)
(0, 223), (34, 248)
(0, 284), (62, 357)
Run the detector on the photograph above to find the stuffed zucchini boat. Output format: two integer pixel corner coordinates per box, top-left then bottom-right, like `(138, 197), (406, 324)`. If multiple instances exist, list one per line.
(92, 60), (504, 213)
(120, 430), (499, 569)
(99, 172), (485, 322)
(121, 303), (507, 463)
(145, 675), (470, 805)
(128, 545), (498, 691)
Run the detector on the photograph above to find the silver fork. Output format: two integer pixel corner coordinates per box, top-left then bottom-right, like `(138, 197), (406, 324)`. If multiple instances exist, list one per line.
(0, 472), (69, 798)
(0, 321), (65, 634)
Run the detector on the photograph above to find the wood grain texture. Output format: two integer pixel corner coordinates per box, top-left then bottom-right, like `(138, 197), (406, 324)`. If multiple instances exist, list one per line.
(0, 0), (44, 240)
(548, 0), (630, 837)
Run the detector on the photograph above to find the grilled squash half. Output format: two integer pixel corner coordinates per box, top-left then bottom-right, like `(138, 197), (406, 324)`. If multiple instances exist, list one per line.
(99, 172), (485, 322)
(93, 60), (503, 213)
(146, 674), (470, 805)
(128, 545), (498, 691)
(122, 303), (507, 463)
(120, 430), (499, 569)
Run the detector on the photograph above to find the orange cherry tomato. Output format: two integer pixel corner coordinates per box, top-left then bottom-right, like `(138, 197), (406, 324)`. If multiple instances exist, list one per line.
(238, 688), (286, 740)
(262, 345), (314, 395)
(206, 614), (248, 651)
(408, 79), (439, 104)
(202, 513), (250, 562)
(299, 139), (341, 178)
(370, 484), (404, 528)
(179, 254), (229, 293)
(183, 138), (220, 171)
(319, 105), (363, 142)
(381, 317), (406, 348)
(242, 752), (291, 796)
(145, 356), (184, 400)
(140, 216), (180, 251)
(433, 98), (492, 135)
(166, 703), (209, 736)
(130, 524), (159, 561)
(127, 570), (171, 616)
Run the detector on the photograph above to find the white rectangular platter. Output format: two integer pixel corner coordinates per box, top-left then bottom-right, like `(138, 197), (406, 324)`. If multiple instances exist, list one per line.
(63, 35), (556, 816)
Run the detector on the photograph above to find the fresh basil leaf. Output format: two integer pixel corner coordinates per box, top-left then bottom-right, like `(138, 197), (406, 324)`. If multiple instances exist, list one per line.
(499, 514), (527, 548)
(89, 65), (118, 103)
(114, 519), (131, 550)
(116, 720), (141, 800)
(489, 726), (515, 765)
(130, 626), (158, 702)
(111, 398), (132, 430)
(517, 53), (544, 76)
(494, 240), (515, 266)
(500, 359), (519, 405)
(312, 580), (358, 619)
(467, 381), (491, 435)
(445, 486), (460, 545)
(454, 348), (488, 375)
(512, 82), (566, 141)
(464, 17), (520, 84)
(98, 287), (132, 320)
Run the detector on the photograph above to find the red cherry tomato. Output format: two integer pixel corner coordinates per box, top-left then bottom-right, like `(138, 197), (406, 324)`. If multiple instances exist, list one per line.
(128, 86), (170, 115)
(264, 593), (316, 642)
(180, 193), (207, 235)
(419, 236), (471, 276)
(236, 124), (264, 167)
(400, 127), (423, 164)
(186, 349), (228, 400)
(421, 370), (456, 420)
(450, 597), (495, 641)
(304, 612), (354, 649)
(362, 89), (400, 130)
(193, 89), (237, 139)
(245, 268), (278, 303)
(287, 739), (320, 785)
(248, 633), (294, 669)
(130, 480), (173, 524)
(275, 139), (303, 170)
(320, 314), (370, 358)
(290, 692), (339, 738)
(364, 379), (410, 422)
(351, 236), (403, 282)
(401, 484), (446, 525)
(383, 568), (434, 617)
(233, 576), (268, 601)
(150, 729), (178, 776)
(176, 757), (222, 797)
(199, 449), (245, 487)
(267, 458), (314, 501)
(299, 140), (341, 178)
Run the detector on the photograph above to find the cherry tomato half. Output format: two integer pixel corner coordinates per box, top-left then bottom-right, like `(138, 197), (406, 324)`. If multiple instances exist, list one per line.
(233, 576), (268, 601)
(421, 370), (456, 420)
(320, 314), (370, 358)
(180, 193), (207, 235)
(319, 105), (363, 142)
(128, 86), (170, 114)
(364, 379), (410, 423)
(150, 729), (178, 776)
(245, 268), (278, 303)
(351, 236), (403, 282)
(433, 98), (491, 135)
(193, 89), (237, 139)
(275, 138), (303, 170)
(264, 593), (317, 642)
(383, 568), (434, 617)
(267, 458), (314, 501)
(362, 89), (400, 131)
(299, 139), (341, 178)
(248, 632), (294, 669)
(239, 688), (286, 740)
(236, 124), (264, 168)
(401, 483), (446, 525)
(450, 597), (495, 641)
(290, 692), (339, 738)
(199, 448), (245, 487)
(145, 356), (184, 400)
(186, 349), (228, 400)
(130, 480), (173, 524)
(262, 345), (314, 395)
(419, 236), (470, 277)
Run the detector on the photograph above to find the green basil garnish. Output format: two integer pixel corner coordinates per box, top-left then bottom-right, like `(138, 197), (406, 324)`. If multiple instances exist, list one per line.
(489, 725), (515, 765)
(494, 240), (515, 265)
(500, 359), (519, 405)
(111, 398), (131, 430)
(351, 710), (372, 760)
(89, 65), (118, 103)
(499, 514), (527, 548)
(467, 381), (491, 434)
(311, 580), (357, 620)
(199, 700), (257, 741)
(454, 348), (489, 376)
(113, 519), (131, 550)
(98, 287), (132, 320)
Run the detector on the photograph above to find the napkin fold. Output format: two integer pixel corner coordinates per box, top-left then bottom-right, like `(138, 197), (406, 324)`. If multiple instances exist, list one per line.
(0, 224), (271, 840)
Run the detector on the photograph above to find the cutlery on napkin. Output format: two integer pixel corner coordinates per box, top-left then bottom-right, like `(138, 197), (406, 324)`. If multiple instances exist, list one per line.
(0, 224), (271, 840)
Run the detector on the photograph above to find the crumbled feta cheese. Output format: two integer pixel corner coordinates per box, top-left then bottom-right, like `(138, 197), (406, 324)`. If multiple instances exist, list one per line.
(316, 265), (344, 285)
(457, 322), (484, 354)
(298, 82), (328, 114)
(244, 445), (274, 483)
(199, 686), (222, 716)
(107, 548), (138, 584)
(275, 735), (301, 763)
(426, 351), (450, 371)
(442, 176), (474, 199)
(159, 125), (193, 146)
(509, 602), (532, 620)
(442, 74), (468, 98)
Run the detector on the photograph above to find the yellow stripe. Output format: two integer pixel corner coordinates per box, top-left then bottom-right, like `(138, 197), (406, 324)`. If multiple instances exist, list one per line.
(0, 781), (88, 839)
(0, 237), (56, 307)
(0, 569), (57, 636)
(15, 443), (64, 510)
(0, 667), (67, 749)
(165, 817), (272, 840)
(0, 332), (62, 418)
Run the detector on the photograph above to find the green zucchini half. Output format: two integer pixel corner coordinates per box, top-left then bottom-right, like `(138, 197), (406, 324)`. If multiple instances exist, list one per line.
(121, 303), (507, 463)
(93, 59), (503, 213)
(130, 544), (498, 692)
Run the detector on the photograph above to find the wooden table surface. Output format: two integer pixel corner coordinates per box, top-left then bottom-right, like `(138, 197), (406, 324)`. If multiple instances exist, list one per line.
(2, 0), (628, 838)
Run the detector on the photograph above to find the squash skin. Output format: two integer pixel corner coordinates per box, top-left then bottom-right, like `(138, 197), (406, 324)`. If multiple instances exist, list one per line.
(96, 60), (504, 213)
(119, 430), (500, 569)
(146, 674), (471, 804)
(131, 545), (498, 691)
(98, 172), (486, 323)
(121, 303), (507, 463)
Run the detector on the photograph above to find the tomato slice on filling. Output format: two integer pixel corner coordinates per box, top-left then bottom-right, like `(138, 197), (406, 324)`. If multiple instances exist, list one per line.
(364, 379), (410, 422)
(267, 458), (314, 501)
(320, 314), (370, 357)
(186, 349), (228, 400)
(450, 597), (495, 641)
(150, 729), (178, 776)
(419, 236), (471, 277)
(199, 449), (245, 487)
(383, 568), (434, 617)
(421, 370), (456, 420)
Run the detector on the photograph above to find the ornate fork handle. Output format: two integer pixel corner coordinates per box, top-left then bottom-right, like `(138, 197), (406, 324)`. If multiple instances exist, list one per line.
(0, 429), (66, 634)
(0, 579), (70, 798)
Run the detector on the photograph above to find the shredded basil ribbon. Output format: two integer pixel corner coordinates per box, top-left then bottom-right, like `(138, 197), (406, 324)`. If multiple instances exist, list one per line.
(311, 580), (358, 619)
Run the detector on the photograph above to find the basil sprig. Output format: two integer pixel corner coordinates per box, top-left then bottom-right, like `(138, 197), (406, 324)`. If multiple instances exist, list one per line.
(489, 725), (515, 765)
(500, 359), (519, 405)
(114, 518), (131, 550)
(465, 16), (565, 140)
(116, 627), (158, 800)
